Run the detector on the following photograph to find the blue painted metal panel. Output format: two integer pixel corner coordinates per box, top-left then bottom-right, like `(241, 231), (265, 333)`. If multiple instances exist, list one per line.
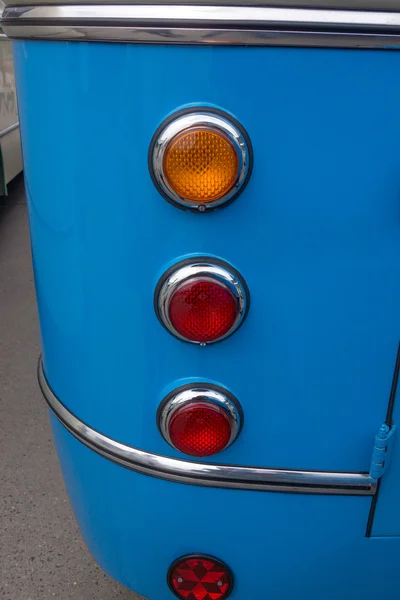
(12, 38), (400, 595)
(13, 41), (400, 471)
(52, 415), (400, 600)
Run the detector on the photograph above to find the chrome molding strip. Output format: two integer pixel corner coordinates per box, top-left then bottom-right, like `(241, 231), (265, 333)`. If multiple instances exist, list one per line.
(38, 359), (377, 495)
(2, 5), (400, 48)
(0, 121), (19, 138)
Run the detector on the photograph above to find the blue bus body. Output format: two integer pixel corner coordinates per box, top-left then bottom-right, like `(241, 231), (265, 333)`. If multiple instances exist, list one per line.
(5, 3), (400, 598)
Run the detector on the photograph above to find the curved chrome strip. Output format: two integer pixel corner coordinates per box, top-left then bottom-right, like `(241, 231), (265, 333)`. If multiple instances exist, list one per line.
(38, 360), (377, 495)
(2, 5), (400, 48)
(0, 121), (19, 138)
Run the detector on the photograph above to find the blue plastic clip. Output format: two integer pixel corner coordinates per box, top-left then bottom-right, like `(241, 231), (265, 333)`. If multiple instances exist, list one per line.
(369, 423), (397, 480)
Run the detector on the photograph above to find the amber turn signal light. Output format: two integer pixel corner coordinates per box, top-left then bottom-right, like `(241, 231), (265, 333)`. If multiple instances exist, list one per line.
(149, 108), (252, 211)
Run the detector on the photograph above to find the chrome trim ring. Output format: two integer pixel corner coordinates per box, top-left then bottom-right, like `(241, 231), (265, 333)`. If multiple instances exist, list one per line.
(150, 110), (251, 212)
(38, 359), (377, 496)
(158, 384), (242, 455)
(155, 257), (249, 345)
(3, 5), (400, 49)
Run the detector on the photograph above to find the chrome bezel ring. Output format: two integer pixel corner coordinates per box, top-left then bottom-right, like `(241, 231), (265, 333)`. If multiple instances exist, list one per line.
(149, 108), (252, 212)
(154, 257), (249, 345)
(158, 383), (243, 456)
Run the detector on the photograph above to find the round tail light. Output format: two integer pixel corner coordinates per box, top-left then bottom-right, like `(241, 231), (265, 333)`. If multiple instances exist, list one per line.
(168, 555), (233, 600)
(155, 257), (249, 345)
(149, 108), (252, 211)
(157, 384), (242, 457)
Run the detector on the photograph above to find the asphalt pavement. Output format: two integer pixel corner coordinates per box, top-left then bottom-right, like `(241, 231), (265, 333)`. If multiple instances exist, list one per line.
(0, 176), (142, 600)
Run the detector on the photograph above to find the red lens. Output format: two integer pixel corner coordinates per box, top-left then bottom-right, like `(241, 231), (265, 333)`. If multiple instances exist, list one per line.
(169, 556), (233, 600)
(169, 401), (232, 457)
(168, 278), (238, 343)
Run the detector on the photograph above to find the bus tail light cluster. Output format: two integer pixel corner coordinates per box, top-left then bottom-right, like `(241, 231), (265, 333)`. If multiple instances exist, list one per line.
(155, 257), (249, 345)
(151, 108), (251, 598)
(158, 384), (242, 458)
(168, 555), (233, 600)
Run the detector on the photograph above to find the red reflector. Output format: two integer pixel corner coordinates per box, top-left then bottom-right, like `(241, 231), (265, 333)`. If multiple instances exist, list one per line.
(168, 278), (238, 343)
(169, 401), (232, 457)
(168, 555), (233, 600)
(155, 258), (249, 345)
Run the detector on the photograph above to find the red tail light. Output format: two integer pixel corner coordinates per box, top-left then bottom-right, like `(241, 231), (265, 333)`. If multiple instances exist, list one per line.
(158, 384), (242, 457)
(169, 278), (237, 343)
(168, 555), (233, 600)
(169, 401), (232, 457)
(155, 257), (249, 345)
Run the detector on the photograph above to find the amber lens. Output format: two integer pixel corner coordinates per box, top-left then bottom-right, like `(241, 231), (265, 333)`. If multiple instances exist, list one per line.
(163, 126), (239, 204)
